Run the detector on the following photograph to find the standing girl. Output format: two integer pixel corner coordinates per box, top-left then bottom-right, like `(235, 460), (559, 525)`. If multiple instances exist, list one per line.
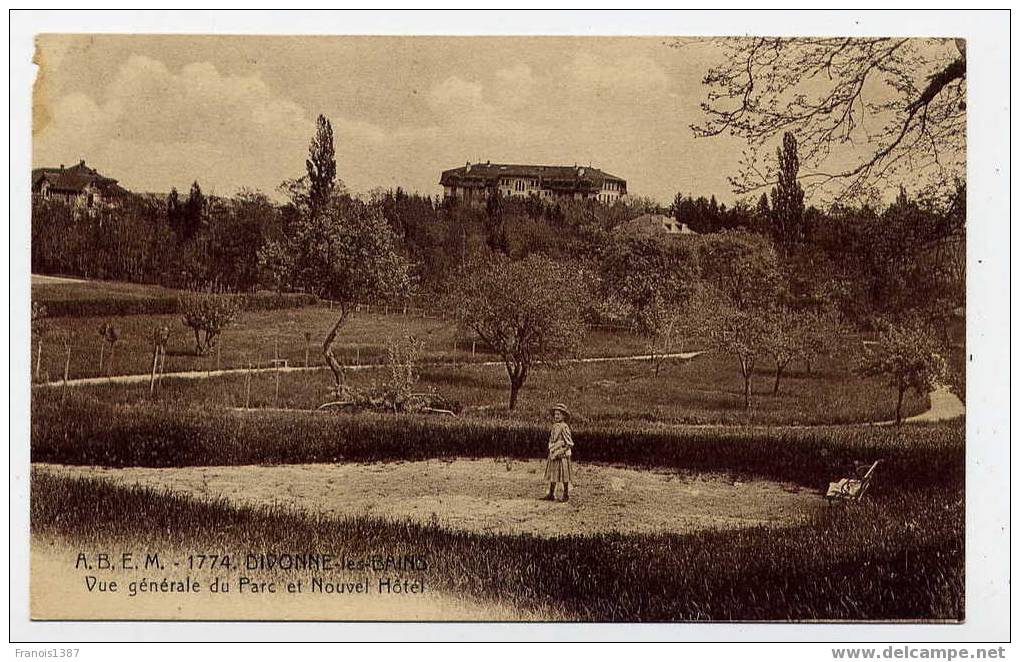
(542, 403), (574, 502)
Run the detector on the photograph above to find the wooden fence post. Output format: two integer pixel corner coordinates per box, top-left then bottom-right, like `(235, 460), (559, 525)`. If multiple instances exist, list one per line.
(98, 342), (105, 376)
(63, 345), (71, 385)
(34, 341), (42, 381)
(244, 362), (252, 409)
(274, 338), (281, 408)
(149, 347), (159, 395)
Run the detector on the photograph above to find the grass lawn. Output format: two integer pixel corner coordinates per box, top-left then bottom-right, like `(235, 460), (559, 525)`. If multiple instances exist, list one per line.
(72, 348), (928, 426)
(30, 305), (694, 383)
(32, 278), (181, 305)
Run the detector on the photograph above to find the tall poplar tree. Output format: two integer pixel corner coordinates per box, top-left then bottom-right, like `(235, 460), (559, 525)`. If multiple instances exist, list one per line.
(306, 114), (337, 215)
(770, 131), (806, 246)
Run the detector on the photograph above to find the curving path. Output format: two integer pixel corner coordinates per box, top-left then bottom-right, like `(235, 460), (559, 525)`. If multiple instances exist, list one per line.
(33, 351), (706, 389)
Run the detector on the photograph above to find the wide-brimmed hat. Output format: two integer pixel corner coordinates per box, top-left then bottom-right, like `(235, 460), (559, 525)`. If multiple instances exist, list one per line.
(549, 402), (571, 419)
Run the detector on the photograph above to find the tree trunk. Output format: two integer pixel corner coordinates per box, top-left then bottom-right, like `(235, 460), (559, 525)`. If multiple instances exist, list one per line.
(773, 361), (786, 395)
(505, 360), (528, 411)
(323, 309), (349, 387)
(741, 357), (754, 409)
(895, 387), (905, 425)
(508, 380), (521, 411)
(193, 328), (204, 355)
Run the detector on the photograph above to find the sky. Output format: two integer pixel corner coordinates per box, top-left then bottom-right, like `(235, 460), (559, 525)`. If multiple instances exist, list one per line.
(33, 35), (755, 204)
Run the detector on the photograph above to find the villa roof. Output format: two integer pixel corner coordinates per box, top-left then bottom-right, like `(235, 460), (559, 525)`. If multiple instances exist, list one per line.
(32, 160), (128, 196)
(440, 162), (626, 191)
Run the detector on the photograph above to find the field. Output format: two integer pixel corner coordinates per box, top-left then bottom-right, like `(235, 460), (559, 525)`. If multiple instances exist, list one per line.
(31, 298), (656, 383)
(52, 349), (929, 426)
(28, 276), (964, 621)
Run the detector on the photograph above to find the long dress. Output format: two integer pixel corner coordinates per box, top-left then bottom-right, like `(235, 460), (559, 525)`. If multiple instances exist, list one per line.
(544, 421), (574, 484)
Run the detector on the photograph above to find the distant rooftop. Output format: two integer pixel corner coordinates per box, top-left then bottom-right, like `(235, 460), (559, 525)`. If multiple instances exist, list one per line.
(32, 160), (129, 196)
(440, 162), (626, 192)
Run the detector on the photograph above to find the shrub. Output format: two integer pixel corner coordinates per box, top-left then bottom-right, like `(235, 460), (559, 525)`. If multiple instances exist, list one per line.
(31, 390), (963, 492)
(179, 294), (241, 355)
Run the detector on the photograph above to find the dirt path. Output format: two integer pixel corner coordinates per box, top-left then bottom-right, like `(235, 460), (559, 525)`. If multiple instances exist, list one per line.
(35, 460), (824, 538)
(31, 273), (90, 285)
(33, 351), (706, 389)
(903, 385), (966, 423)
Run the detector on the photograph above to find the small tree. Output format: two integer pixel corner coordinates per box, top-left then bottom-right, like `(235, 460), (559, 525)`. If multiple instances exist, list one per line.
(97, 322), (121, 375)
(180, 293), (240, 355)
(642, 287), (708, 377)
(453, 253), (590, 410)
(707, 303), (770, 409)
(761, 307), (803, 395)
(855, 320), (948, 425)
(800, 309), (843, 374)
(259, 197), (410, 388)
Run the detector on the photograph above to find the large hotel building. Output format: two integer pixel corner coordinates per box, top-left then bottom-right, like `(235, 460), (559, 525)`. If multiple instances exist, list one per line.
(440, 162), (627, 205)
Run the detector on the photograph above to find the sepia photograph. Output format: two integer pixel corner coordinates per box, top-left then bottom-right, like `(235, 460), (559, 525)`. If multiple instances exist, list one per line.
(10, 11), (1007, 641)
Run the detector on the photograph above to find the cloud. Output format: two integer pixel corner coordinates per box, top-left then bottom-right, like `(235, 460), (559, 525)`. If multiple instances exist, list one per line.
(35, 55), (315, 195)
(566, 52), (671, 96)
(427, 75), (490, 118)
(493, 63), (535, 108)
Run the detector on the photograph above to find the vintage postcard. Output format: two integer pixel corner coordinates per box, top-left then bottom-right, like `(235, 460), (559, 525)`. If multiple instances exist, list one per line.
(18, 21), (997, 633)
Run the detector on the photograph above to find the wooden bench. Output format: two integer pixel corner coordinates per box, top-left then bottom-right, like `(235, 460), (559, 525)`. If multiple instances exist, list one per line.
(826, 460), (880, 504)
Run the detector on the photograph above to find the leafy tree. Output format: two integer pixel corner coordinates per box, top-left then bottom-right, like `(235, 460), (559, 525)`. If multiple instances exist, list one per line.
(854, 320), (948, 424)
(760, 307), (840, 394)
(642, 285), (709, 377)
(452, 253), (590, 410)
(761, 307), (802, 395)
(166, 187), (183, 237)
(307, 114), (337, 214)
(698, 230), (782, 310)
(770, 132), (806, 246)
(600, 235), (701, 376)
(691, 37), (966, 201)
(707, 303), (771, 409)
(260, 196), (410, 387)
(800, 309), (844, 374)
(182, 181), (207, 240)
(208, 190), (281, 292)
(180, 293), (240, 355)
